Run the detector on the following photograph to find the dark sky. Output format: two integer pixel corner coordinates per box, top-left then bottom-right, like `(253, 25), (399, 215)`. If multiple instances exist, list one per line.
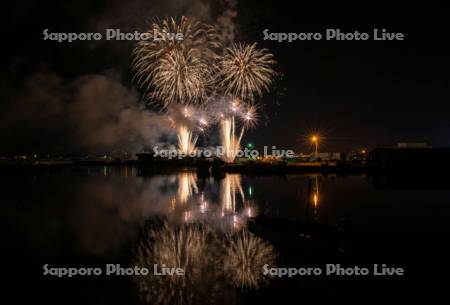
(1, 0), (449, 154)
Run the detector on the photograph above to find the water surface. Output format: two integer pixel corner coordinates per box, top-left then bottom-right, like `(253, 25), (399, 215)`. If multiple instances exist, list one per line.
(3, 166), (450, 303)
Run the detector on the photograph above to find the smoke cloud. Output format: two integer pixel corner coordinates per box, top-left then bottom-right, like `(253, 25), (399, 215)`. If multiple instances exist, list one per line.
(93, 0), (238, 46)
(68, 74), (172, 155)
(0, 71), (173, 156)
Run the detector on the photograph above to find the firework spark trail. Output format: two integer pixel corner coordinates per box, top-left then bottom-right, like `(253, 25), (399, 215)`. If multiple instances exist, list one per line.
(177, 125), (198, 155)
(167, 105), (211, 154)
(181, 106), (207, 153)
(220, 116), (244, 163)
(203, 97), (254, 162)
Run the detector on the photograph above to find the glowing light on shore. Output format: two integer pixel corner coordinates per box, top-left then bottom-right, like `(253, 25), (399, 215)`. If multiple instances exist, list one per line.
(310, 134), (319, 158)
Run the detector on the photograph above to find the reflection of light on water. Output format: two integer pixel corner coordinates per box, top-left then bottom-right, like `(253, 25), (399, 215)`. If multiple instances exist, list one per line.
(233, 215), (239, 229)
(178, 172), (198, 204)
(309, 175), (320, 219)
(123, 166), (134, 177)
(184, 211), (192, 222)
(199, 193), (207, 213)
(314, 176), (319, 211)
(200, 202), (207, 214)
(221, 174), (245, 214)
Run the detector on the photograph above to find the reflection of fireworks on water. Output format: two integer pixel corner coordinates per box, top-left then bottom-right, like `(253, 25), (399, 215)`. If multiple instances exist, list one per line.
(223, 230), (277, 289)
(221, 174), (245, 213)
(218, 43), (276, 102)
(132, 17), (220, 107)
(135, 223), (221, 305)
(159, 173), (259, 232)
(177, 172), (198, 204)
(174, 173), (257, 231)
(243, 200), (258, 219)
(135, 222), (277, 304)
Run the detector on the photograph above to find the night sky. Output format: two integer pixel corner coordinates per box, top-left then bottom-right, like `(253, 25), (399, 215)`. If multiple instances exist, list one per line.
(1, 0), (449, 155)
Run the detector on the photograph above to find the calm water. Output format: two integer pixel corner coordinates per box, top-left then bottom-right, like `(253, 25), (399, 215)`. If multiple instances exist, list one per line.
(3, 166), (450, 303)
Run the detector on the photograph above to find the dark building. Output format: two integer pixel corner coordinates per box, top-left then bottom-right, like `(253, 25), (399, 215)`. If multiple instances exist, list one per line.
(370, 146), (450, 170)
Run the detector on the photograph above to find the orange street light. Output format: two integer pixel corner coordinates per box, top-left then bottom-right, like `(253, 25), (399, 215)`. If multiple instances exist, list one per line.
(310, 135), (319, 158)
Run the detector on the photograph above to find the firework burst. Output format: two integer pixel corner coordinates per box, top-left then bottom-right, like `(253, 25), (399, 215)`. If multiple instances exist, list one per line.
(218, 43), (276, 102)
(133, 16), (220, 108)
(133, 17), (277, 158)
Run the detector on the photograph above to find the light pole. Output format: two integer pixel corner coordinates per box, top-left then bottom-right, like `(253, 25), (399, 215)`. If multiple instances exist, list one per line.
(311, 135), (319, 159)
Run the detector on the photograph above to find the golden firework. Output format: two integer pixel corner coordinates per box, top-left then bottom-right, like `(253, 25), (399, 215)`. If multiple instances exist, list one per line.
(218, 43), (276, 102)
(132, 16), (220, 108)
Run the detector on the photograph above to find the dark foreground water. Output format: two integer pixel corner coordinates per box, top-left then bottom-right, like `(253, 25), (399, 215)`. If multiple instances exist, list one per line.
(3, 166), (450, 303)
